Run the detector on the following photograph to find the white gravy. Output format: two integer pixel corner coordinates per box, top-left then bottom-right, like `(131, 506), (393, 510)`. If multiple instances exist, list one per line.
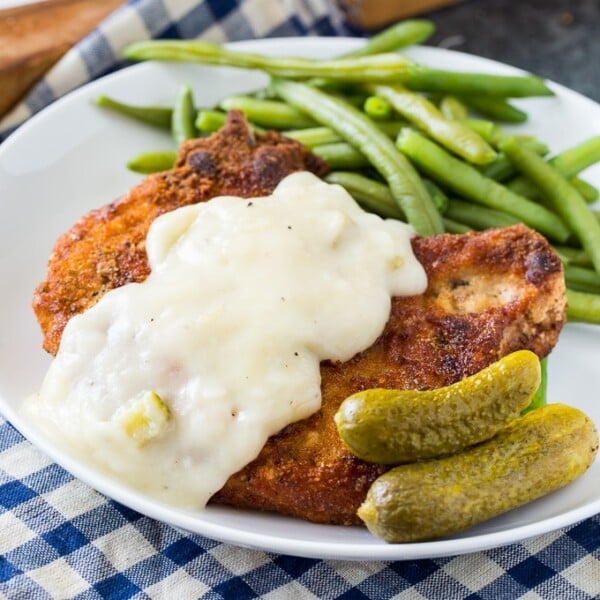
(27, 172), (427, 508)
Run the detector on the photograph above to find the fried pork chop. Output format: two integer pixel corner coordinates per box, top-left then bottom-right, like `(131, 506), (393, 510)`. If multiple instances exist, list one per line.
(33, 110), (328, 355)
(33, 114), (566, 526)
(214, 225), (565, 524)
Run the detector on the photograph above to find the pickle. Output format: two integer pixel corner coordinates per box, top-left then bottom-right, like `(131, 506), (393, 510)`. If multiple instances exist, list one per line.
(357, 404), (599, 543)
(335, 350), (541, 464)
(120, 390), (170, 446)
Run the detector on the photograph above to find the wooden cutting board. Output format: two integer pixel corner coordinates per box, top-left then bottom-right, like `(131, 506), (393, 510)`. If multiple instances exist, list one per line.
(0, 0), (462, 120)
(338, 0), (463, 30)
(0, 0), (124, 118)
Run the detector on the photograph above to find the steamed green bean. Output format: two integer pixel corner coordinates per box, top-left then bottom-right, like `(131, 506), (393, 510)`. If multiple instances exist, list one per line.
(370, 84), (497, 164)
(460, 96), (527, 123)
(343, 19), (436, 58)
(127, 151), (177, 174)
(95, 95), (173, 129)
(570, 177), (599, 203)
(273, 79), (443, 235)
(508, 136), (600, 198)
(439, 96), (468, 121)
(285, 121), (405, 147)
(363, 96), (393, 120)
(312, 142), (369, 169)
(553, 246), (592, 268)
(325, 171), (404, 219)
(480, 139), (549, 181)
(565, 265), (600, 294)
(172, 84), (196, 145)
(500, 137), (600, 273)
(325, 171), (447, 217)
(445, 198), (520, 230)
(124, 40), (553, 96)
(396, 128), (570, 242)
(220, 95), (316, 129)
(566, 289), (600, 324)
(442, 217), (473, 234)
(195, 109), (227, 132)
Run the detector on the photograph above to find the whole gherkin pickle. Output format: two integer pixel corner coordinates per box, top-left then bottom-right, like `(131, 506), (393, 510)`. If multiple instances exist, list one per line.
(358, 404), (598, 543)
(335, 350), (540, 464)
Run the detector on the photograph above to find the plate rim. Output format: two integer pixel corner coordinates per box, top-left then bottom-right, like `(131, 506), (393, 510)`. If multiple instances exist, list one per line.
(1, 36), (599, 561)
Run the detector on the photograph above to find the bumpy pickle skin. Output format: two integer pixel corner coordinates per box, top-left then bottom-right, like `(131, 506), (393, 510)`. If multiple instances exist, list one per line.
(357, 404), (599, 543)
(335, 350), (541, 464)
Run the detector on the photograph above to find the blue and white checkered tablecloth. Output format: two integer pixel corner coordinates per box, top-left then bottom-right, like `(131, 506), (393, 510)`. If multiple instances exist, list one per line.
(1, 1), (599, 598)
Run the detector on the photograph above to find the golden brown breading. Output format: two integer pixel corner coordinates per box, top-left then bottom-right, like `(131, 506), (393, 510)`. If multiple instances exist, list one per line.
(212, 225), (565, 524)
(32, 111), (328, 355)
(32, 112), (566, 526)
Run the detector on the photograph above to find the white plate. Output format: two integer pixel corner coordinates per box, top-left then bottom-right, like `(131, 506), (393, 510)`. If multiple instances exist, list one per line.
(1, 38), (600, 561)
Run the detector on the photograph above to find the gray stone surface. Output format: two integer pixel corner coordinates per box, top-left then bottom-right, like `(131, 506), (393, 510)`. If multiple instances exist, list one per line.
(422, 0), (600, 101)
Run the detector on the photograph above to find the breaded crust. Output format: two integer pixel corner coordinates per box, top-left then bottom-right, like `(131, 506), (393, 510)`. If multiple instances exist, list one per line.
(32, 111), (328, 355)
(32, 114), (566, 526)
(212, 225), (565, 524)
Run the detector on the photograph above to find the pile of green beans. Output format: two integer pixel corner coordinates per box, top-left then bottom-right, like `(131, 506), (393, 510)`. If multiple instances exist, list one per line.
(94, 17), (600, 323)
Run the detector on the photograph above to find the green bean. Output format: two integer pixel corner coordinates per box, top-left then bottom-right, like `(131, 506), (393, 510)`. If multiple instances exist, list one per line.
(552, 246), (592, 268)
(401, 67), (552, 98)
(463, 119), (498, 143)
(570, 177), (599, 203)
(127, 151), (177, 174)
(506, 178), (540, 199)
(479, 154), (518, 181)
(125, 40), (412, 80)
(172, 84), (196, 145)
(508, 136), (600, 198)
(219, 95), (316, 129)
(363, 96), (393, 120)
(370, 84), (496, 164)
(565, 265), (600, 294)
(312, 142), (369, 169)
(343, 19), (436, 58)
(307, 19), (434, 89)
(550, 135), (600, 175)
(522, 357), (547, 415)
(373, 121), (407, 139)
(195, 109), (266, 134)
(195, 109), (227, 133)
(396, 128), (570, 242)
(273, 79), (443, 235)
(500, 139), (600, 272)
(422, 179), (449, 214)
(442, 217), (473, 234)
(284, 126), (342, 147)
(325, 172), (404, 219)
(285, 121), (406, 148)
(325, 171), (447, 217)
(500, 137), (600, 273)
(439, 96), (469, 121)
(95, 95), (173, 129)
(124, 40), (552, 96)
(480, 139), (549, 181)
(506, 137), (549, 156)
(460, 96), (527, 123)
(566, 289), (600, 324)
(445, 198), (520, 230)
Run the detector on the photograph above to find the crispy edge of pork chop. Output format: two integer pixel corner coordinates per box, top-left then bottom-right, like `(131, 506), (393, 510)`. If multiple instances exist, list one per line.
(212, 224), (566, 524)
(32, 110), (328, 355)
(32, 113), (566, 526)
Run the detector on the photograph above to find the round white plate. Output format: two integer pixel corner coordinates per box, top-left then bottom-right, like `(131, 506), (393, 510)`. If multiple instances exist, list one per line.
(1, 38), (600, 561)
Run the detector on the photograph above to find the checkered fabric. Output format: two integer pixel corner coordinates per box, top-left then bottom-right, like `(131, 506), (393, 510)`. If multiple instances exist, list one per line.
(1, 414), (599, 599)
(1, 1), (599, 598)
(0, 0), (349, 140)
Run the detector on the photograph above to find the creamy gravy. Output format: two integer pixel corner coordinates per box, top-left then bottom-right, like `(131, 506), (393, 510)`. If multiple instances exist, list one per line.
(27, 172), (427, 507)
